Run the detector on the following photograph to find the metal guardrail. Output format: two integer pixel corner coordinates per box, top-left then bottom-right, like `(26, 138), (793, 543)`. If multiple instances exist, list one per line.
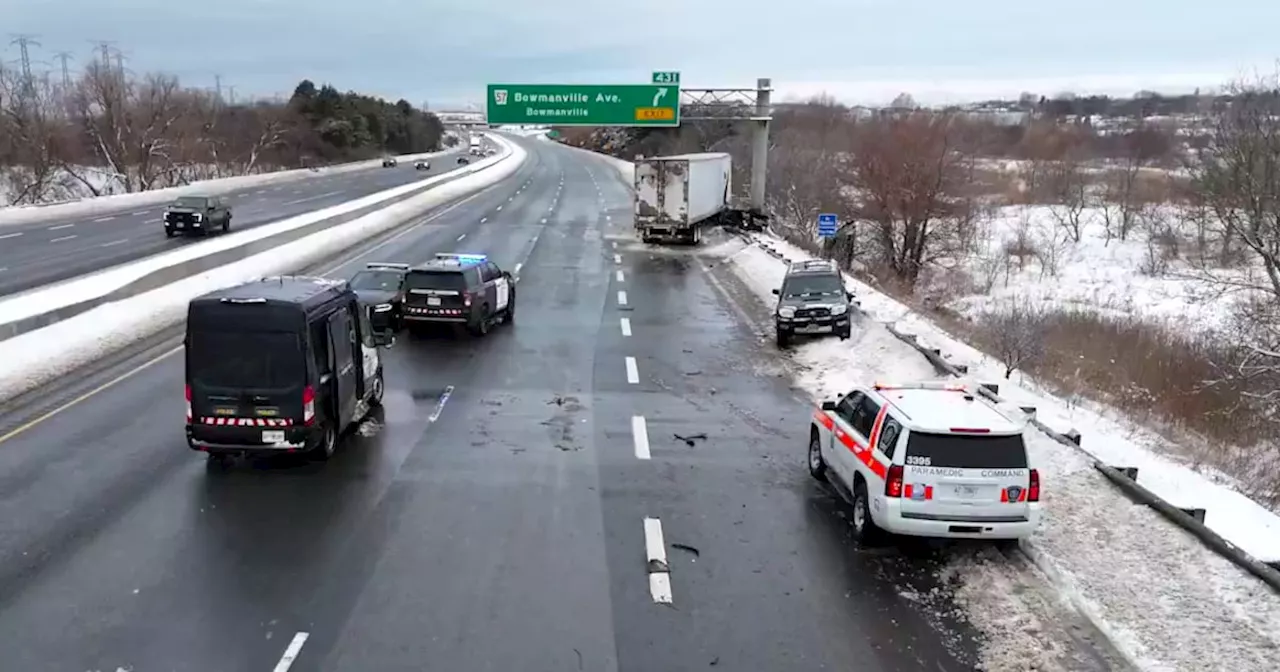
(749, 236), (1280, 595)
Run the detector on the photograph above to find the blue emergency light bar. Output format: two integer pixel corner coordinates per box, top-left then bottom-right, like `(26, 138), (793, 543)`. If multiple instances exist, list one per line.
(434, 253), (487, 262)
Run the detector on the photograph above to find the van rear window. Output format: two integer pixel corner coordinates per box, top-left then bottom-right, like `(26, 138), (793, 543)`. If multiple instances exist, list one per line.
(406, 270), (467, 292)
(903, 433), (1028, 469)
(189, 331), (303, 389)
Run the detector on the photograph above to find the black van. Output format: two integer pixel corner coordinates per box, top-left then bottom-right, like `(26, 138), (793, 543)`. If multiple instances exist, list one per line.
(184, 275), (394, 464)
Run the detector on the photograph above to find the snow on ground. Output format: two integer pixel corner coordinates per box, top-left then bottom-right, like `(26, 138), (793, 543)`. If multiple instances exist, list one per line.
(0, 149), (453, 227)
(762, 223), (1280, 562)
(0, 138), (526, 404)
(0, 147), (509, 326)
(718, 239), (1280, 672)
(943, 205), (1249, 334)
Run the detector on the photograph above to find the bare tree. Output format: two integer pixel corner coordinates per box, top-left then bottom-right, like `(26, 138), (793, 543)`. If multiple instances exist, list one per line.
(1046, 151), (1091, 242)
(980, 301), (1048, 378)
(1187, 76), (1280, 426)
(845, 111), (968, 286)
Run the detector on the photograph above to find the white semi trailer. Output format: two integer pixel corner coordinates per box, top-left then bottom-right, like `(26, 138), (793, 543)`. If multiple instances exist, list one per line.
(634, 153), (741, 245)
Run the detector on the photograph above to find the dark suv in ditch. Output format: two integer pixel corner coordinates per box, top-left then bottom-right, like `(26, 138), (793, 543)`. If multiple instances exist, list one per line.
(771, 259), (856, 348)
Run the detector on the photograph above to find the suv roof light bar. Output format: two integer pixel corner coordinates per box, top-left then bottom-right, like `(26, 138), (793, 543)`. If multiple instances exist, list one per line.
(873, 381), (967, 392)
(366, 262), (410, 270)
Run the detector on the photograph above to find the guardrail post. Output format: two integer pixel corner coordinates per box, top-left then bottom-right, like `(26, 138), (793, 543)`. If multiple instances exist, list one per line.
(1020, 406), (1036, 419)
(1179, 508), (1207, 523)
(1113, 466), (1138, 481)
(1065, 429), (1083, 446)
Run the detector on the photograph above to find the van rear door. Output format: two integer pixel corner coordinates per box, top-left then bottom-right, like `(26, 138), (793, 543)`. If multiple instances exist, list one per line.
(187, 329), (306, 424)
(899, 431), (1032, 523)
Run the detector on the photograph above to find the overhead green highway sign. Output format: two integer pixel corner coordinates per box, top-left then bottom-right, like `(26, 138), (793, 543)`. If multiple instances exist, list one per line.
(486, 84), (680, 127)
(652, 71), (680, 84)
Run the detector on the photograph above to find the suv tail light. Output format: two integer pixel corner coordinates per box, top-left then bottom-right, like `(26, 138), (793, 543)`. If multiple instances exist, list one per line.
(1028, 469), (1040, 502)
(185, 384), (192, 423)
(303, 386), (316, 425)
(463, 292), (472, 307)
(885, 465), (904, 498)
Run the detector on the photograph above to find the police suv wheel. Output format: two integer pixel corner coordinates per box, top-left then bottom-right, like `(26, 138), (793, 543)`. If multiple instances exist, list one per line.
(808, 433), (827, 481)
(312, 424), (337, 461)
(839, 329), (851, 340)
(370, 370), (385, 407)
(776, 329), (790, 349)
(506, 291), (516, 324)
(469, 306), (490, 336)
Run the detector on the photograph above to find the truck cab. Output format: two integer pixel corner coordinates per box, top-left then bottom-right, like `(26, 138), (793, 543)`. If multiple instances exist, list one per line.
(184, 276), (394, 465)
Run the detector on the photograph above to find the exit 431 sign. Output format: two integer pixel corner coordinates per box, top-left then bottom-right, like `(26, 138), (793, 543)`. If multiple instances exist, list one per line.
(486, 84), (680, 127)
(652, 71), (680, 84)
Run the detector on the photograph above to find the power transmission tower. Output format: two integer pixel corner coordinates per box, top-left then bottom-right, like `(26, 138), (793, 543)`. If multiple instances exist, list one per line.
(53, 51), (73, 89)
(227, 86), (236, 105)
(90, 39), (114, 68)
(10, 34), (40, 99)
(214, 74), (222, 103)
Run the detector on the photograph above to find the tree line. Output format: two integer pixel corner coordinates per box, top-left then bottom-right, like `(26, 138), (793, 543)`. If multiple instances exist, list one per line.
(0, 56), (444, 204)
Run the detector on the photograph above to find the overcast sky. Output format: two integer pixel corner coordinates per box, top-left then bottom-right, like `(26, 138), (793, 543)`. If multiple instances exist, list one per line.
(3, 0), (1276, 108)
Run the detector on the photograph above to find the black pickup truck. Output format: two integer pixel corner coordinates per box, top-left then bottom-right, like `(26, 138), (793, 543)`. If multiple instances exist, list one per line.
(164, 195), (232, 237)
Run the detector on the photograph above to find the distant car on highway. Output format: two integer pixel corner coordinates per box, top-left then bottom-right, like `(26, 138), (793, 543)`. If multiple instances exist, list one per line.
(350, 262), (411, 331)
(414, 159), (430, 171)
(382, 157), (398, 167)
(457, 156), (470, 165)
(163, 195), (232, 237)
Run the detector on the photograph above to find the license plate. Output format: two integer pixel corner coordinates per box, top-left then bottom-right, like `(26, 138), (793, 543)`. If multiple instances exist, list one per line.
(953, 485), (980, 498)
(427, 297), (441, 306)
(798, 325), (832, 334)
(262, 430), (285, 443)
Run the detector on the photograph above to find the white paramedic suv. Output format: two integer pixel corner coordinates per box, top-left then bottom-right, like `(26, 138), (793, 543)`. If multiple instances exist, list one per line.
(808, 380), (1041, 544)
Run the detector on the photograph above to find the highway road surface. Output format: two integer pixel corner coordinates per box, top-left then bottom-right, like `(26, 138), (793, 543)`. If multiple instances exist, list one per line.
(0, 149), (469, 297)
(0, 134), (984, 671)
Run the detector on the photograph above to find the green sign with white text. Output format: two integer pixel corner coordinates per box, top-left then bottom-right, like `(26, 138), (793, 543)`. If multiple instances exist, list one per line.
(486, 84), (680, 127)
(652, 71), (680, 84)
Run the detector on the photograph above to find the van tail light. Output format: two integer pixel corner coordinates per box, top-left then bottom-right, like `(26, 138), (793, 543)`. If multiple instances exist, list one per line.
(885, 465), (904, 498)
(463, 292), (472, 307)
(185, 384), (192, 423)
(303, 386), (316, 425)
(1028, 469), (1040, 502)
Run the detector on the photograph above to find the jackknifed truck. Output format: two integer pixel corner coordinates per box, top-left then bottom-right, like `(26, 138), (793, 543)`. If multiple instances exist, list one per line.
(634, 152), (746, 245)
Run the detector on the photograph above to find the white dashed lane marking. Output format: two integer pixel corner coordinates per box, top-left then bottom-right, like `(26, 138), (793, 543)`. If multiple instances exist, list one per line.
(617, 290), (627, 306)
(643, 517), (673, 603)
(620, 317), (631, 336)
(625, 356), (639, 384)
(632, 416), (651, 460)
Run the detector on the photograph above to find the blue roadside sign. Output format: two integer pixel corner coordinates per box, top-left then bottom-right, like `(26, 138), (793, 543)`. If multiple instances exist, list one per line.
(818, 213), (838, 238)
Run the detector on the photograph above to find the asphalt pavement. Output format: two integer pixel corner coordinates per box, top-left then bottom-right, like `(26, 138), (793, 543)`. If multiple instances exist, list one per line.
(0, 134), (982, 671)
(0, 149), (471, 297)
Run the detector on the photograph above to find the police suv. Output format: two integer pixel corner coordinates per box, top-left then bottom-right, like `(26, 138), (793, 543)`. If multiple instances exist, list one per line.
(350, 262), (411, 331)
(401, 253), (516, 336)
(184, 276), (394, 465)
(808, 380), (1041, 544)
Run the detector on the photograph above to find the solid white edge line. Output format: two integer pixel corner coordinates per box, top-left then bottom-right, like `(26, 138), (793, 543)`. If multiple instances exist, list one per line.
(625, 356), (639, 384)
(514, 262), (523, 274)
(620, 317), (631, 336)
(272, 632), (309, 672)
(632, 415), (650, 460)
(643, 517), (672, 603)
(615, 270), (624, 282)
(617, 290), (627, 305)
